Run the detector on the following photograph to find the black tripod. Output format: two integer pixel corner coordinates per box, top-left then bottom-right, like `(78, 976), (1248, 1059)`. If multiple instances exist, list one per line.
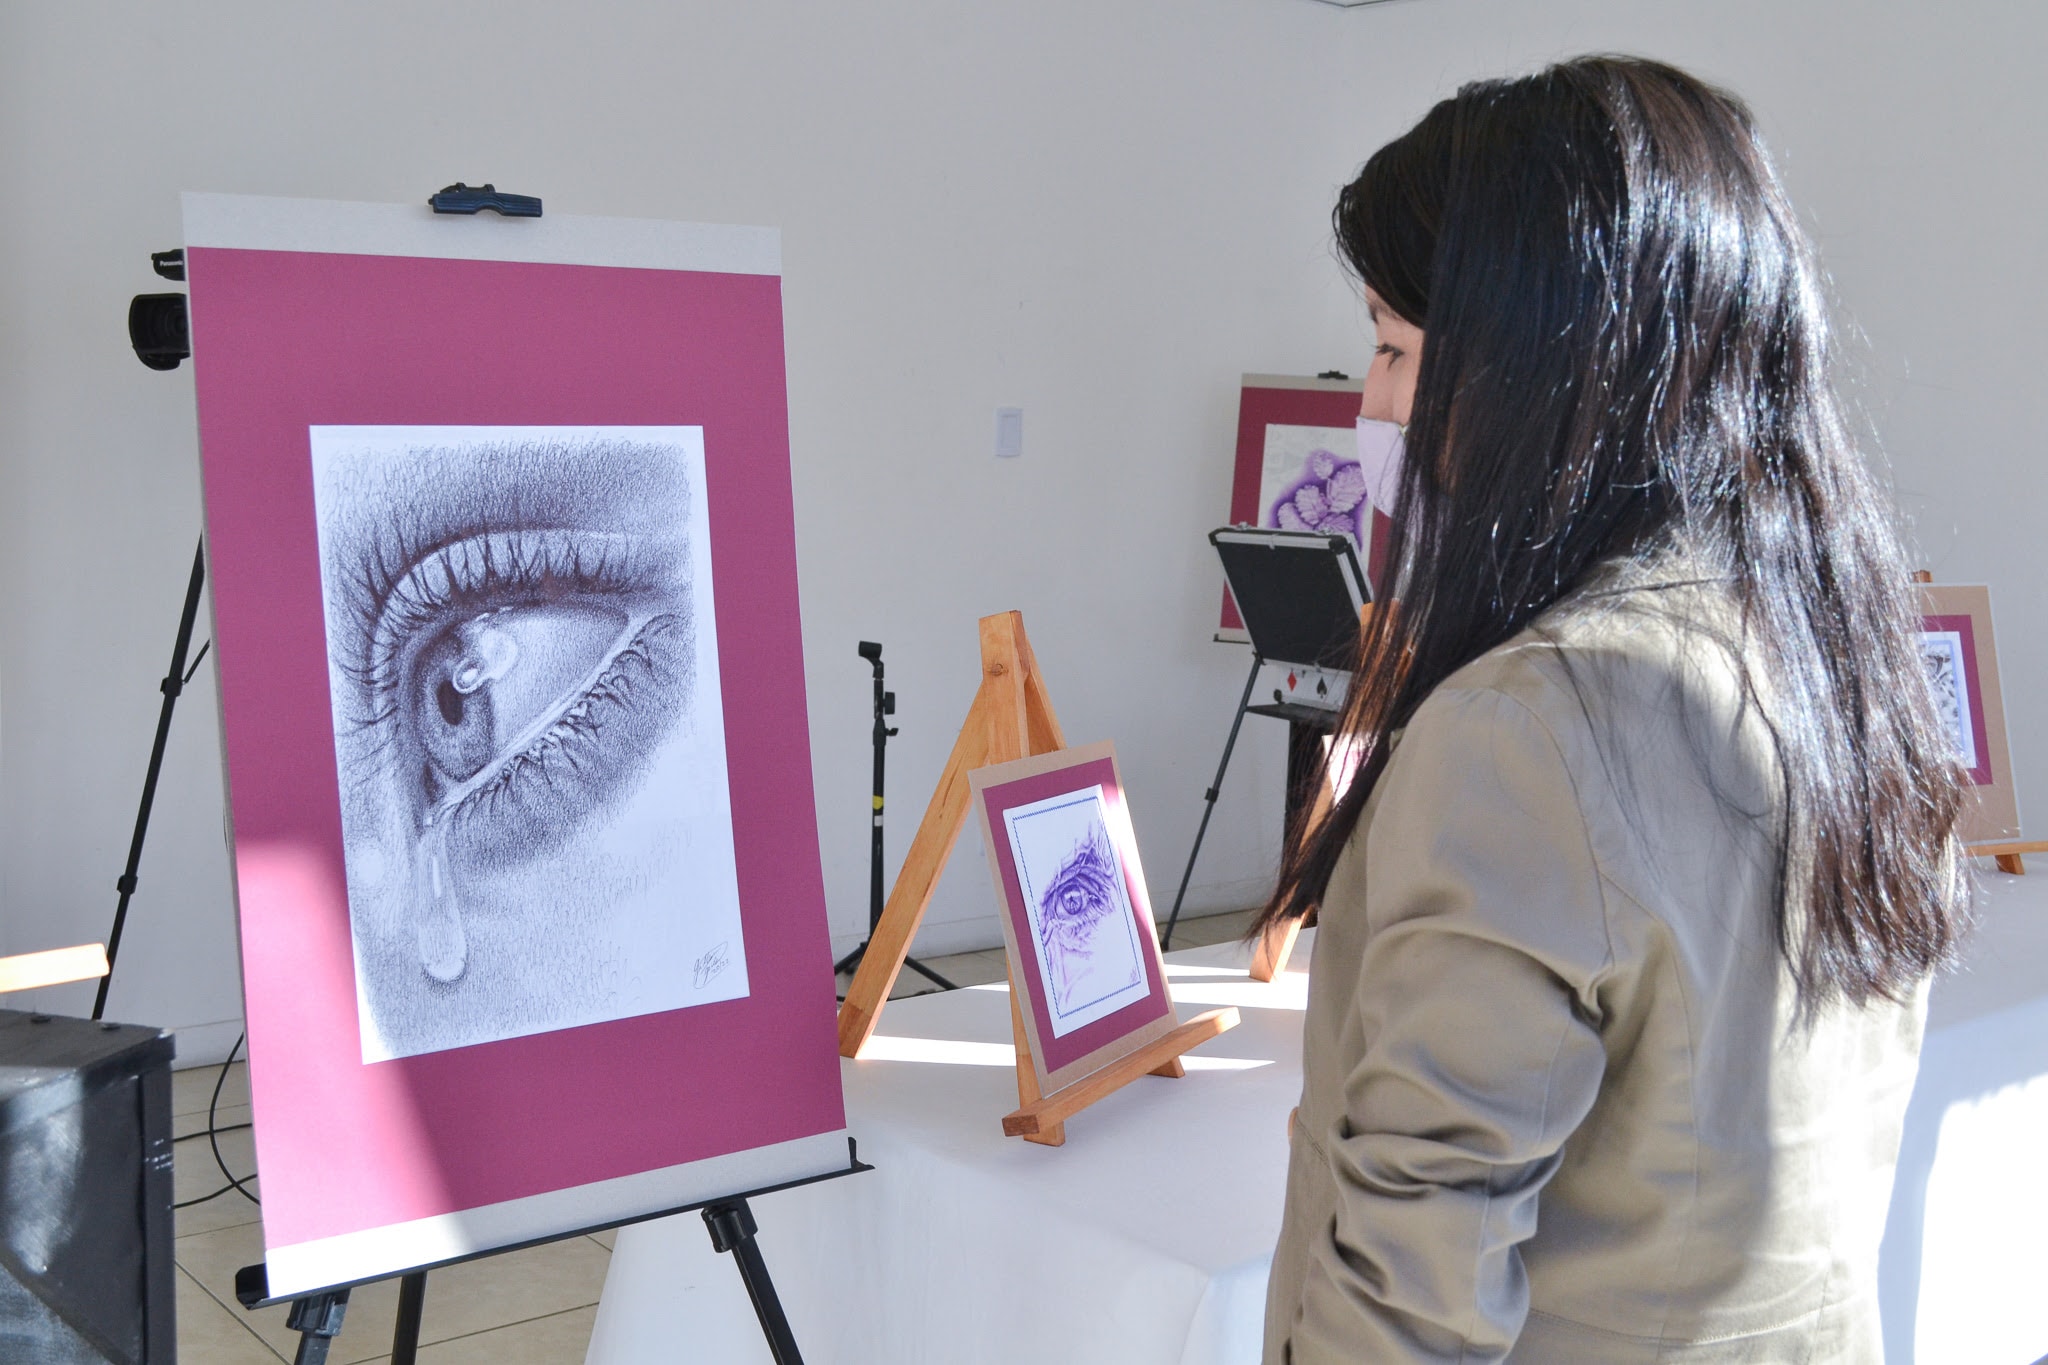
(833, 641), (955, 991)
(93, 537), (210, 1021)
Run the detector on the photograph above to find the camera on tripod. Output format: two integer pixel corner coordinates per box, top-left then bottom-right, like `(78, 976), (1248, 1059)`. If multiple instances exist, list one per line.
(128, 249), (189, 370)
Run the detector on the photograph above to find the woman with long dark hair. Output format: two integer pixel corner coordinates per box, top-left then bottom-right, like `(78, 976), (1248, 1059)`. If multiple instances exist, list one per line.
(1261, 57), (1967, 1362)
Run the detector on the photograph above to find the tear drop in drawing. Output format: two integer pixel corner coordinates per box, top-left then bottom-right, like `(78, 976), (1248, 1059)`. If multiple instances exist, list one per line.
(310, 425), (748, 1062)
(1002, 786), (1148, 1038)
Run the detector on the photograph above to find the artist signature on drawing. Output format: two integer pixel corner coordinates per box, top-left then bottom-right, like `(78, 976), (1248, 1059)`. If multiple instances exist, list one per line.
(693, 942), (730, 990)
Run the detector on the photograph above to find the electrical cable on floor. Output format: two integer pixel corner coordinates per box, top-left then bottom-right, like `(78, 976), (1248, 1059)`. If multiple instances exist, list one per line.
(173, 1031), (260, 1209)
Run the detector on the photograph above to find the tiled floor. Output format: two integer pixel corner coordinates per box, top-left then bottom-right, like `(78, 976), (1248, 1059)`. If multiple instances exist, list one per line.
(172, 906), (1259, 1362)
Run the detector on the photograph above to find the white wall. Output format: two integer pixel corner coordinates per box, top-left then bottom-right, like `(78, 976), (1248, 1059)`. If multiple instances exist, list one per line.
(4, 1), (2043, 1064)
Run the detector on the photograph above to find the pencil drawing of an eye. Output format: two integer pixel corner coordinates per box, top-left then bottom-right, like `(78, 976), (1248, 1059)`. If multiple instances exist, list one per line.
(353, 527), (693, 871)
(312, 428), (745, 1063)
(412, 604), (615, 786)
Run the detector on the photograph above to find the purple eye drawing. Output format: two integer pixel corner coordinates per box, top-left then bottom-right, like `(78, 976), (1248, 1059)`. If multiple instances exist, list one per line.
(1269, 447), (1367, 547)
(1036, 829), (1123, 1012)
(1001, 785), (1151, 1036)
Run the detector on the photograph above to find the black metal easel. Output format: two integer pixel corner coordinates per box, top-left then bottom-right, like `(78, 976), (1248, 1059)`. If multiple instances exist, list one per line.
(1158, 656), (1342, 950)
(239, 1151), (867, 1365)
(1159, 528), (1368, 950)
(270, 1209), (789, 1365)
(834, 641), (956, 991)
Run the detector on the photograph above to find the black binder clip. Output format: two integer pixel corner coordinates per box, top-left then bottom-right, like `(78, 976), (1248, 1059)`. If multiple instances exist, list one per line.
(428, 183), (542, 217)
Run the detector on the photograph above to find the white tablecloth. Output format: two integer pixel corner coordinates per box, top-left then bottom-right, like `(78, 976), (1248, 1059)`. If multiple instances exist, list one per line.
(1877, 872), (2048, 1365)
(586, 934), (1308, 1365)
(590, 875), (2048, 1365)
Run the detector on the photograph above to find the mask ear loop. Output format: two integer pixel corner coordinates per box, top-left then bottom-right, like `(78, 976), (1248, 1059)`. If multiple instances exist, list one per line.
(408, 609), (657, 984)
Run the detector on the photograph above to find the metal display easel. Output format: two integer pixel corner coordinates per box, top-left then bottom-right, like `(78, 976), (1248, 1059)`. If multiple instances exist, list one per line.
(1159, 528), (1370, 966)
(235, 1142), (869, 1365)
(135, 183), (868, 1365)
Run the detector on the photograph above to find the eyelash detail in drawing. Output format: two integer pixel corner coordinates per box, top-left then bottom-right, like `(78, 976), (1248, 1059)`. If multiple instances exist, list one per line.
(342, 526), (665, 730)
(333, 521), (694, 984)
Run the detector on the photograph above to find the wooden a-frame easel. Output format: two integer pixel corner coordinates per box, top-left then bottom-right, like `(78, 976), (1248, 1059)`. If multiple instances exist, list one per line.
(1912, 569), (2048, 874)
(836, 610), (1237, 1146)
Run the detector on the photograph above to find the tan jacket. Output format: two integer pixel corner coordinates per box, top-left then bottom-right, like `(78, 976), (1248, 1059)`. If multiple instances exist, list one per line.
(1264, 577), (1926, 1363)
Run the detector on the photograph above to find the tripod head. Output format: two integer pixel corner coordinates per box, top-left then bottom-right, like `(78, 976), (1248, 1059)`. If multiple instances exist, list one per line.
(857, 642), (896, 731)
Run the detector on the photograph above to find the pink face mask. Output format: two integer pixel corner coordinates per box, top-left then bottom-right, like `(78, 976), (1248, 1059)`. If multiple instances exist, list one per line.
(1355, 416), (1406, 514)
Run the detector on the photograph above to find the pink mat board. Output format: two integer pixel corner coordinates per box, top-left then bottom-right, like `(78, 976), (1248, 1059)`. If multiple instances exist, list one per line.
(186, 240), (844, 1259)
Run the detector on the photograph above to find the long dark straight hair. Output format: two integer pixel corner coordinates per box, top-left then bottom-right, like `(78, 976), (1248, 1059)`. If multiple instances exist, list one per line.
(1256, 56), (1968, 1008)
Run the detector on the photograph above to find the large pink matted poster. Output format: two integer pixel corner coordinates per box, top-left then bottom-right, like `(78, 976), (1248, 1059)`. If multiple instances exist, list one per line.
(182, 193), (848, 1297)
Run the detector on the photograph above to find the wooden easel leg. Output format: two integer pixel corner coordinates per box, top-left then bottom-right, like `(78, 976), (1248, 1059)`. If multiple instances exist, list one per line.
(1248, 915), (1303, 983)
(979, 614), (1033, 766)
(1998, 853), (2026, 875)
(1148, 1056), (1186, 1078)
(1009, 968), (1064, 1146)
(1247, 736), (1337, 981)
(1013, 621), (1069, 755)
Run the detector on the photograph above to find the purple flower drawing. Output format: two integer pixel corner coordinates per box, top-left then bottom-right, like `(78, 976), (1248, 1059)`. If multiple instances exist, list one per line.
(1268, 447), (1367, 546)
(1036, 827), (1131, 1011)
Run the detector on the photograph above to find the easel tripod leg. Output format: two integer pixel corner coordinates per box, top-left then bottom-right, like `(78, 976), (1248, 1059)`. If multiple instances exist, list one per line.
(390, 1271), (428, 1365)
(902, 956), (959, 990)
(704, 1198), (805, 1365)
(92, 536), (208, 1021)
(1162, 654), (1264, 950)
(834, 941), (959, 992)
(286, 1288), (349, 1365)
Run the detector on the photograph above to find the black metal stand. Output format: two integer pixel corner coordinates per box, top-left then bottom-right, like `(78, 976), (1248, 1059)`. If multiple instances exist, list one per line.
(1160, 652), (1263, 950)
(285, 1288), (349, 1365)
(93, 537), (210, 1021)
(272, 1200), (806, 1364)
(391, 1271), (427, 1365)
(240, 1139), (870, 1365)
(704, 1197), (805, 1364)
(834, 641), (956, 992)
(272, 1259), (424, 1363)
(1160, 656), (1346, 950)
(266, 1215), (803, 1365)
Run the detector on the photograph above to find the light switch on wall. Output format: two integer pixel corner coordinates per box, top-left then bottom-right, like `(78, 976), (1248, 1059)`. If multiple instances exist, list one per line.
(994, 407), (1023, 459)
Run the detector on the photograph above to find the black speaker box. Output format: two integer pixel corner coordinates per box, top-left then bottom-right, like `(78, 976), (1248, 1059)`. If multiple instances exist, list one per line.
(0, 1009), (176, 1364)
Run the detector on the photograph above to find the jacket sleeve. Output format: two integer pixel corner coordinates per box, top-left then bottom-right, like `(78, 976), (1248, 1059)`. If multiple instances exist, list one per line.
(1285, 684), (1616, 1364)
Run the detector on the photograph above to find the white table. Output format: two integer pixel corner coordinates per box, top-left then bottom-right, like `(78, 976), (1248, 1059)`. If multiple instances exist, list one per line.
(586, 934), (1308, 1365)
(1877, 871), (2048, 1365)
(590, 876), (2048, 1365)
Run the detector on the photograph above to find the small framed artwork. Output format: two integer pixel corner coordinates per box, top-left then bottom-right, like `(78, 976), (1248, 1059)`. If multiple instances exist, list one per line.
(969, 741), (1179, 1094)
(1920, 583), (2022, 845)
(1219, 374), (1392, 639)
